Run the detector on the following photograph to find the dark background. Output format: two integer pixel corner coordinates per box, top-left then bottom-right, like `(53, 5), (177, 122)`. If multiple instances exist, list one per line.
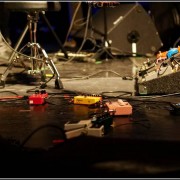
(1, 2), (180, 52)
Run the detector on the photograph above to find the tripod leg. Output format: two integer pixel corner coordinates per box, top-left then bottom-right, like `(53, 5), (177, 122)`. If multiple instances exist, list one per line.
(40, 46), (63, 89)
(0, 24), (29, 87)
(41, 11), (68, 59)
(48, 58), (63, 89)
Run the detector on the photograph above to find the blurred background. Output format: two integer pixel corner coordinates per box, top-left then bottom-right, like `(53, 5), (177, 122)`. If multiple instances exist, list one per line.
(1, 2), (180, 54)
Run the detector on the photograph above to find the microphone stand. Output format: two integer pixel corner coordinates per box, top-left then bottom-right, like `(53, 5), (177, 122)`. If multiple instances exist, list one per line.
(92, 6), (112, 60)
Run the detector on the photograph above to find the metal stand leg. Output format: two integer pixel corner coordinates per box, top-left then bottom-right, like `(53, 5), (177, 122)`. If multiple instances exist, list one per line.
(91, 7), (113, 60)
(0, 12), (63, 89)
(0, 24), (29, 87)
(48, 58), (63, 89)
(39, 45), (63, 89)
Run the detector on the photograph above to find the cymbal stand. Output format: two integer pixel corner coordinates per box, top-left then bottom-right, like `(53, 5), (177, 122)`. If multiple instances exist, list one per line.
(0, 11), (63, 89)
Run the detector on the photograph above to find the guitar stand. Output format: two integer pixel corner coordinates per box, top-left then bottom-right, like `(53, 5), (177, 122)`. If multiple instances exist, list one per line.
(0, 11), (63, 89)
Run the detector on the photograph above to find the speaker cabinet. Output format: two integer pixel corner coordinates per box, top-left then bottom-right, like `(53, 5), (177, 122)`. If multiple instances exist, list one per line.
(74, 3), (163, 55)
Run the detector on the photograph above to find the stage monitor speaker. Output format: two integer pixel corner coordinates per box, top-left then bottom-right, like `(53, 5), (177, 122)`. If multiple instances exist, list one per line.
(74, 3), (163, 56)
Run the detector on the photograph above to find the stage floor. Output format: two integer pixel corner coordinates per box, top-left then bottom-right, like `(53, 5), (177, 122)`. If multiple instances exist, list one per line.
(0, 53), (180, 178)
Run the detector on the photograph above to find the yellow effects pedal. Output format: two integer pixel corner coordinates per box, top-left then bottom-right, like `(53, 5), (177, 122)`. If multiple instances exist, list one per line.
(74, 95), (102, 105)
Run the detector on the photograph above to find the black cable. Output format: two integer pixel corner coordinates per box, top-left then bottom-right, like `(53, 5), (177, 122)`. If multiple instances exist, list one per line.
(40, 73), (55, 89)
(0, 91), (27, 103)
(26, 88), (79, 96)
(0, 98), (25, 103)
(62, 70), (133, 82)
(157, 62), (169, 76)
(47, 94), (74, 99)
(173, 57), (180, 61)
(113, 92), (180, 103)
(41, 12), (68, 59)
(114, 120), (151, 129)
(26, 87), (41, 94)
(0, 91), (19, 96)
(63, 4), (92, 64)
(20, 124), (67, 148)
(173, 58), (180, 66)
(64, 2), (82, 45)
(101, 91), (133, 98)
(45, 95), (74, 106)
(125, 97), (172, 104)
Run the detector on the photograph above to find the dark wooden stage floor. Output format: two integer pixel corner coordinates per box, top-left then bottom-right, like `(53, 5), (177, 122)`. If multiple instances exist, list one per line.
(1, 51), (180, 178)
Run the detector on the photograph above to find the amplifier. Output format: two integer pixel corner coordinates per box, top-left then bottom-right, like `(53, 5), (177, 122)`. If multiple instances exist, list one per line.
(137, 71), (180, 95)
(136, 57), (180, 95)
